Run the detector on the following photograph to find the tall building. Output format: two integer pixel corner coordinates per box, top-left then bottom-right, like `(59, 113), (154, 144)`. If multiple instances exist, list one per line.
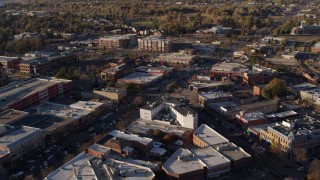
(138, 36), (172, 53)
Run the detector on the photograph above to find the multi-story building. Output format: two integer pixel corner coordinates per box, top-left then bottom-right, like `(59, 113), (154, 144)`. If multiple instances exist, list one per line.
(151, 53), (197, 65)
(0, 126), (44, 162)
(138, 36), (172, 53)
(311, 42), (320, 53)
(300, 86), (320, 105)
(109, 130), (153, 152)
(193, 124), (229, 147)
(259, 116), (320, 153)
(100, 63), (134, 81)
(236, 111), (269, 129)
(189, 81), (235, 92)
(162, 147), (231, 179)
(198, 91), (233, 107)
(0, 63), (7, 87)
(19, 52), (78, 75)
(93, 87), (127, 101)
(0, 78), (72, 112)
(0, 56), (21, 71)
(140, 94), (198, 129)
(291, 21), (320, 35)
(209, 100), (278, 119)
(210, 62), (249, 81)
(253, 84), (267, 96)
(99, 34), (137, 49)
(243, 64), (277, 85)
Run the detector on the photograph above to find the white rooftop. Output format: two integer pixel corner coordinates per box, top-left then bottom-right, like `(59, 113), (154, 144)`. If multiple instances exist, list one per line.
(162, 148), (206, 175)
(32, 102), (92, 120)
(109, 130), (153, 146)
(103, 159), (155, 180)
(212, 62), (248, 73)
(199, 91), (233, 100)
(89, 144), (111, 154)
(154, 53), (195, 61)
(69, 101), (104, 111)
(0, 126), (43, 149)
(0, 56), (19, 62)
(194, 124), (229, 146)
(120, 72), (162, 84)
(265, 110), (298, 118)
(191, 146), (230, 168)
(241, 111), (266, 121)
(45, 152), (98, 180)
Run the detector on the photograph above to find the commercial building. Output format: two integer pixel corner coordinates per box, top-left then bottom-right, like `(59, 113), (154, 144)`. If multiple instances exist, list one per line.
(189, 81), (235, 92)
(88, 144), (111, 158)
(19, 52), (78, 75)
(0, 109), (29, 125)
(93, 87), (127, 101)
(193, 124), (229, 147)
(151, 53), (197, 65)
(162, 147), (231, 179)
(243, 64), (277, 84)
(125, 118), (193, 138)
(140, 94), (198, 129)
(208, 100), (278, 119)
(138, 36), (172, 53)
(290, 82), (317, 97)
(32, 101), (104, 125)
(99, 34), (137, 49)
(236, 111), (269, 129)
(0, 126), (44, 161)
(265, 110), (298, 121)
(210, 62), (249, 80)
(135, 66), (173, 75)
(100, 63), (134, 81)
(118, 72), (163, 85)
(196, 26), (232, 34)
(212, 142), (251, 170)
(0, 78), (72, 112)
(109, 130), (153, 152)
(259, 116), (320, 153)
(198, 91), (233, 107)
(0, 56), (20, 71)
(44, 152), (98, 180)
(300, 87), (320, 105)
(103, 159), (155, 180)
(311, 42), (320, 53)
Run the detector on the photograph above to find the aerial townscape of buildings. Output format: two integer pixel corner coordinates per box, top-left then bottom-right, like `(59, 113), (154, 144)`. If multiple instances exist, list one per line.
(0, 0), (320, 179)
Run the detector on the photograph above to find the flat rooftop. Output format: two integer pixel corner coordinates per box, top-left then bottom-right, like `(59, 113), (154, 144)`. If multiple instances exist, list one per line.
(0, 126), (43, 149)
(194, 124), (229, 146)
(0, 56), (19, 62)
(120, 72), (162, 84)
(32, 102), (92, 120)
(126, 118), (192, 137)
(265, 110), (298, 119)
(25, 51), (58, 57)
(199, 91), (233, 100)
(109, 130), (153, 146)
(212, 62), (248, 73)
(190, 81), (235, 89)
(95, 87), (126, 93)
(139, 36), (170, 41)
(69, 101), (104, 111)
(191, 146), (230, 167)
(154, 53), (196, 62)
(0, 109), (29, 125)
(213, 142), (251, 161)
(89, 143), (111, 154)
(162, 148), (206, 175)
(100, 34), (136, 40)
(0, 124), (15, 136)
(45, 152), (98, 180)
(104, 159), (155, 180)
(0, 78), (71, 110)
(291, 83), (317, 92)
(248, 122), (278, 135)
(240, 111), (266, 121)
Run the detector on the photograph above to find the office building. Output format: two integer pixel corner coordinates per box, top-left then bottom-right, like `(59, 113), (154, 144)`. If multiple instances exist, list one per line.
(0, 56), (20, 71)
(236, 111), (269, 129)
(0, 78), (72, 112)
(243, 64), (276, 84)
(93, 87), (127, 101)
(198, 91), (233, 106)
(189, 81), (235, 92)
(100, 63), (134, 81)
(193, 124), (229, 147)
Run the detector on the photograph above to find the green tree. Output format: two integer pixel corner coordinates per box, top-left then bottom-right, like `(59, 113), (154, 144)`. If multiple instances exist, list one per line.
(308, 159), (320, 180)
(261, 78), (286, 99)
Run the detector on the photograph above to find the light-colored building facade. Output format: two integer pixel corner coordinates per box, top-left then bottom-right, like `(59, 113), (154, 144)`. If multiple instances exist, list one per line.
(138, 36), (172, 52)
(151, 53), (197, 65)
(0, 126), (44, 161)
(99, 34), (137, 49)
